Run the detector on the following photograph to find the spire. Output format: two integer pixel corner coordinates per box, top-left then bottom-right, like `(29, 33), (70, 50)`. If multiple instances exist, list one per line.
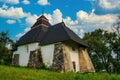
(62, 19), (64, 22)
(31, 7), (51, 29)
(37, 7), (48, 21)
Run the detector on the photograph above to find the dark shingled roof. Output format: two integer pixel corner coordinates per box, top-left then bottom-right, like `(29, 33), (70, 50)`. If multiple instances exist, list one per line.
(16, 15), (88, 47)
(40, 22), (88, 47)
(16, 26), (48, 46)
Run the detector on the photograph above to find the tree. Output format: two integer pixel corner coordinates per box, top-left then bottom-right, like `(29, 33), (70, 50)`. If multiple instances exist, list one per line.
(112, 16), (120, 39)
(83, 16), (120, 73)
(83, 29), (114, 72)
(0, 31), (13, 65)
(111, 17), (120, 73)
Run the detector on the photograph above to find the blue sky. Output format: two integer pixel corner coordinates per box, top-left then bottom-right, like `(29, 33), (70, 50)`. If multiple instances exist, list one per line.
(0, 0), (120, 40)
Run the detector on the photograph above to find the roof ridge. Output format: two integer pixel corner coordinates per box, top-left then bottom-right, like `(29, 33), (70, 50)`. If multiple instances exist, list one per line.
(39, 27), (50, 45)
(60, 22), (71, 39)
(63, 26), (75, 39)
(62, 24), (88, 47)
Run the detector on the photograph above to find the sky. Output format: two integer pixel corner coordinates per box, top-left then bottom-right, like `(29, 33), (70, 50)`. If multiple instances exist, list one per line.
(0, 0), (120, 40)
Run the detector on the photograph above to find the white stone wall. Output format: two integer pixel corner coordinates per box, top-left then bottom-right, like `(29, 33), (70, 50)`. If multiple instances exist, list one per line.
(70, 48), (79, 72)
(13, 43), (39, 66)
(41, 44), (55, 67)
(13, 43), (55, 67)
(65, 45), (80, 72)
(13, 41), (80, 72)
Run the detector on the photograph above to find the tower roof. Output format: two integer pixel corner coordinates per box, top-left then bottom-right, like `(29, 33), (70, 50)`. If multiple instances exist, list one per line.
(37, 15), (48, 21)
(31, 15), (51, 29)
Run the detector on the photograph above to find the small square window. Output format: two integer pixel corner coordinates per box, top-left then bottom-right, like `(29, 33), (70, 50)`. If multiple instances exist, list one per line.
(72, 47), (75, 51)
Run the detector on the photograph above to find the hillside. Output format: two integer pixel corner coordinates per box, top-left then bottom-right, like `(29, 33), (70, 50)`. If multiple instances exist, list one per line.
(0, 65), (120, 80)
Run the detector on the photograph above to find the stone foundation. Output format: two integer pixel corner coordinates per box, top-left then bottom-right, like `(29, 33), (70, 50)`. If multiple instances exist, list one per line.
(52, 43), (64, 71)
(28, 49), (43, 68)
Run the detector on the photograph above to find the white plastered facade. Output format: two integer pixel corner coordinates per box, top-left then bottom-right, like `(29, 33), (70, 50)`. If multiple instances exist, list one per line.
(13, 42), (80, 72)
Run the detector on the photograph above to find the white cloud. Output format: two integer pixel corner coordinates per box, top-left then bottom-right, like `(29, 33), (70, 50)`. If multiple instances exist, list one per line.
(16, 27), (30, 38)
(25, 14), (38, 26)
(38, 0), (50, 5)
(22, 0), (30, 5)
(64, 17), (78, 26)
(76, 9), (118, 30)
(0, 6), (27, 19)
(79, 29), (85, 38)
(0, 0), (19, 4)
(24, 27), (30, 32)
(36, 9), (63, 25)
(6, 19), (16, 24)
(99, 0), (120, 9)
(80, 29), (85, 33)
(2, 4), (8, 9)
(52, 9), (62, 24)
(16, 33), (25, 38)
(63, 9), (118, 37)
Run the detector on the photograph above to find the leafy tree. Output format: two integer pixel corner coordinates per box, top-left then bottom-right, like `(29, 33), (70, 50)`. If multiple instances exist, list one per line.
(83, 29), (114, 72)
(0, 31), (13, 65)
(83, 16), (120, 73)
(111, 18), (120, 73)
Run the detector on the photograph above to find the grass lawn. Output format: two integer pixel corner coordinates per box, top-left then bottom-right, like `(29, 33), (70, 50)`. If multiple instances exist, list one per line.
(0, 65), (120, 80)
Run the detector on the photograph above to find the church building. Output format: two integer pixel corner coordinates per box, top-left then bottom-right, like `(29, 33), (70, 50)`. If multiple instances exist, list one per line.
(12, 14), (95, 72)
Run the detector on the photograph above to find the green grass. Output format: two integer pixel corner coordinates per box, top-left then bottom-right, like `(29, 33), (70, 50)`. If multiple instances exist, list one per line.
(0, 65), (120, 80)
